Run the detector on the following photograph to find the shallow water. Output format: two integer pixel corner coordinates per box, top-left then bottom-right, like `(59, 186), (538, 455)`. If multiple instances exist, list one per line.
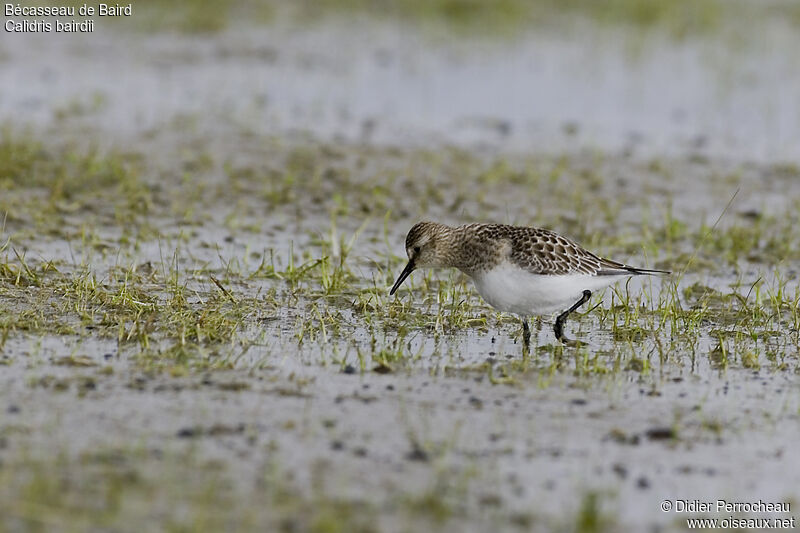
(1, 11), (800, 533)
(3, 17), (800, 161)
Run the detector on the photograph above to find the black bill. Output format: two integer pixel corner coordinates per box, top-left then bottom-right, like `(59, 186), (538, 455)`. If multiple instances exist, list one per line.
(389, 260), (415, 295)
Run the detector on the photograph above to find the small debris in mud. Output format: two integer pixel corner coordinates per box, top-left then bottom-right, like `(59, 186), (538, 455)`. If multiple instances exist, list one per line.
(54, 355), (97, 367)
(469, 396), (483, 409)
(154, 383), (185, 393)
(76, 377), (97, 396)
(373, 362), (393, 374)
(217, 381), (250, 391)
(605, 428), (640, 446)
(177, 424), (245, 438)
(479, 493), (503, 507)
(269, 386), (313, 398)
(127, 376), (149, 391)
(738, 209), (762, 220)
(342, 364), (357, 375)
(177, 427), (200, 438)
(637, 476), (650, 489)
(207, 423), (245, 436)
(29, 375), (71, 392)
(406, 442), (429, 462)
(510, 514), (533, 528)
(330, 440), (344, 451)
(334, 392), (377, 404)
(612, 463), (628, 479)
(645, 427), (677, 441)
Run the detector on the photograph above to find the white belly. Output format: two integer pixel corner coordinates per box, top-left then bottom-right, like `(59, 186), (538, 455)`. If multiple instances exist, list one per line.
(470, 264), (622, 316)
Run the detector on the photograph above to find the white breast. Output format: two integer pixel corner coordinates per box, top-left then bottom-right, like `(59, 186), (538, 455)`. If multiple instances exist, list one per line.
(470, 263), (622, 316)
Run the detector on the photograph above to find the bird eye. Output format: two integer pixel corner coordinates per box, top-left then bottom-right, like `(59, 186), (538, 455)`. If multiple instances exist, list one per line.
(413, 246), (421, 253)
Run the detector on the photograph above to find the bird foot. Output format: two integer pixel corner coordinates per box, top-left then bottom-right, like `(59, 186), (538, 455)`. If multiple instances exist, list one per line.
(553, 289), (592, 347)
(515, 319), (534, 356)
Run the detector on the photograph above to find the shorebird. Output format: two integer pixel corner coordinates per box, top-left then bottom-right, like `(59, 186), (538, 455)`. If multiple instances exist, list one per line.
(389, 222), (669, 346)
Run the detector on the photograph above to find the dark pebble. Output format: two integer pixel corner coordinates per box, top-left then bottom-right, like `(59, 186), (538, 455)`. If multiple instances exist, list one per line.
(406, 444), (429, 462)
(646, 427), (676, 440)
(177, 427), (199, 438)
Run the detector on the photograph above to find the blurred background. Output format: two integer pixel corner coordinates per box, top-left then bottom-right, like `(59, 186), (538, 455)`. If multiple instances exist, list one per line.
(4, 0), (800, 162)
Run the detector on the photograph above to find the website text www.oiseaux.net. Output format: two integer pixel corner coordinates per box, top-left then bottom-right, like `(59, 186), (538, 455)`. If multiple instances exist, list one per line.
(660, 499), (795, 530)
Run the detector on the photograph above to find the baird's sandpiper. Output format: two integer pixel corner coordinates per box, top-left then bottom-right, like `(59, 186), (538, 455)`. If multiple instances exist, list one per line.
(390, 222), (669, 346)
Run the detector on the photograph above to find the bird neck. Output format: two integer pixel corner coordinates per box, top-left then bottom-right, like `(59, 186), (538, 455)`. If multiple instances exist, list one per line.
(447, 224), (502, 274)
(440, 225), (477, 272)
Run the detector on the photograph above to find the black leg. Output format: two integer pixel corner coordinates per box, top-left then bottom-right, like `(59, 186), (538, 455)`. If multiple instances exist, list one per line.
(554, 290), (592, 345)
(522, 318), (531, 347)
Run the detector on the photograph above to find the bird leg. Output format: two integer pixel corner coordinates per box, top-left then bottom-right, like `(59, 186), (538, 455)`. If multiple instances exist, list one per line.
(554, 290), (592, 345)
(522, 318), (531, 348)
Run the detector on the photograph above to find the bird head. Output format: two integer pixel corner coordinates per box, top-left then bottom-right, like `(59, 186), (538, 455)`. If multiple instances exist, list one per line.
(390, 221), (450, 295)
